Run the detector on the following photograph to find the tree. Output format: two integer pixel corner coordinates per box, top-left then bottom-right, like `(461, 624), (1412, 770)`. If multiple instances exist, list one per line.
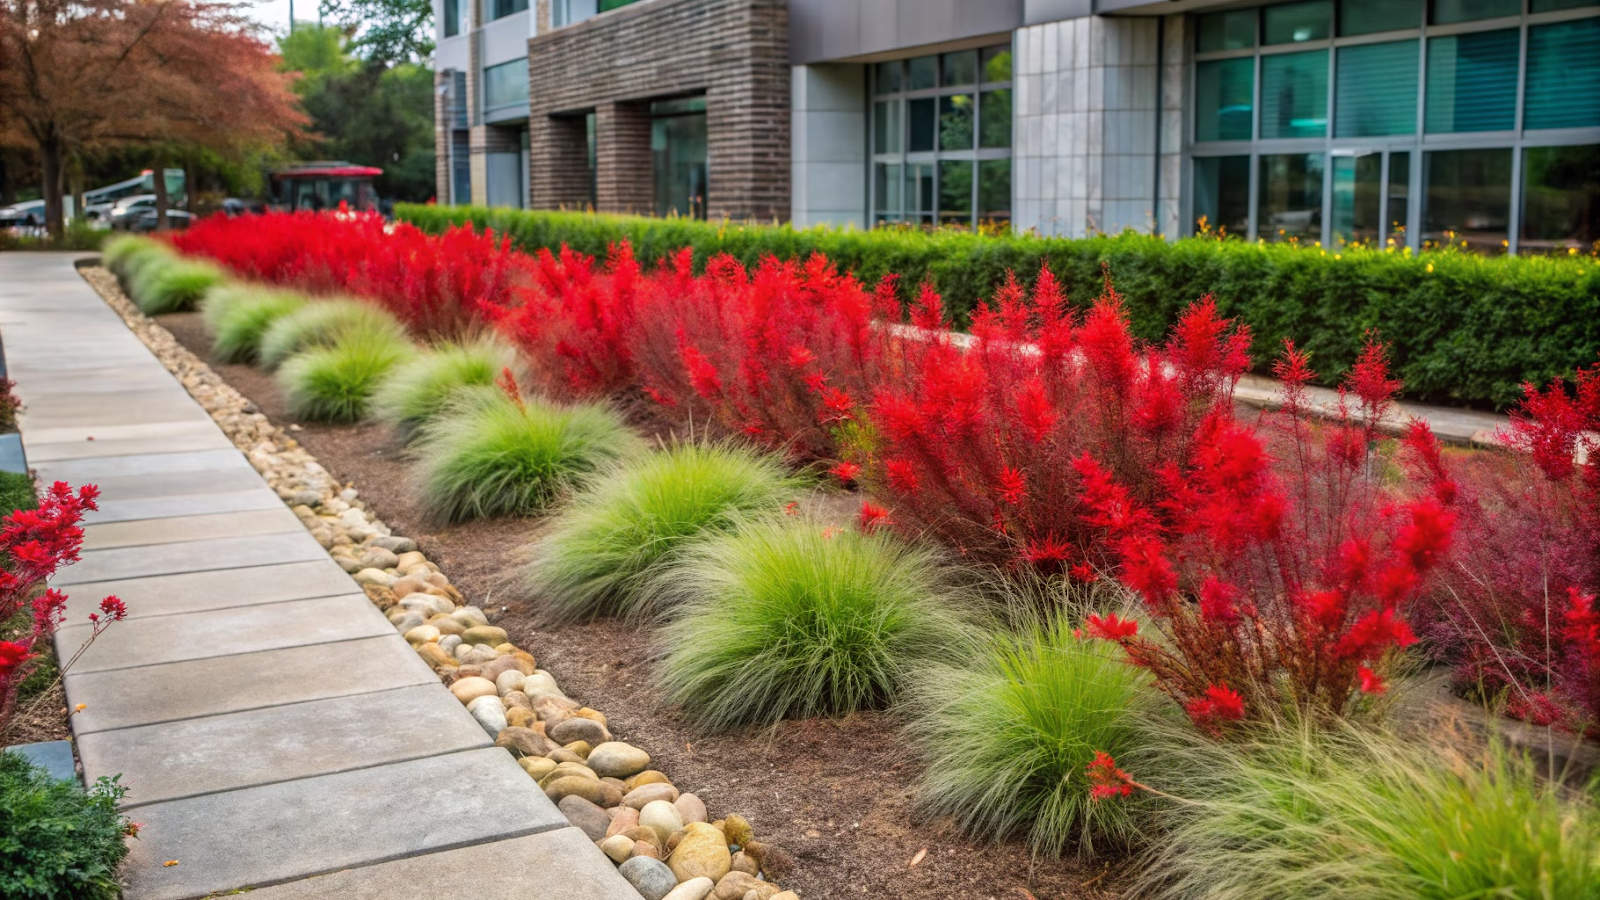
(318, 0), (431, 65)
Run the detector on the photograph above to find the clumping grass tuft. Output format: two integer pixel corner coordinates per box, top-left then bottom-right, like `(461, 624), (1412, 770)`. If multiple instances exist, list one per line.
(654, 518), (977, 729)
(1138, 719), (1600, 900)
(258, 299), (407, 370)
(908, 611), (1167, 858)
(411, 388), (640, 524)
(370, 338), (516, 434)
(126, 257), (226, 315)
(528, 442), (803, 622)
(277, 330), (410, 423)
(200, 284), (307, 364)
(102, 235), (166, 279)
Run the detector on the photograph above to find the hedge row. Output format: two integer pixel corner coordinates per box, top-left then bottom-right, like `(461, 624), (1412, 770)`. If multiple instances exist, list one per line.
(395, 204), (1600, 409)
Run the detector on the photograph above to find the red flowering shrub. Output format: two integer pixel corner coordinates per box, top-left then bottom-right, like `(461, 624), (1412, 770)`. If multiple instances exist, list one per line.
(858, 269), (1251, 572)
(1078, 340), (1456, 728)
(0, 482), (126, 735)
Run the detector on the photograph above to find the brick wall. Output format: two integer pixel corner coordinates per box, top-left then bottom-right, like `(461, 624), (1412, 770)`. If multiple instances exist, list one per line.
(525, 0), (790, 221)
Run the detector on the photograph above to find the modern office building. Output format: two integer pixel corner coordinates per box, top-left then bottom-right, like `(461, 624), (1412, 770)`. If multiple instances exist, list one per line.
(434, 0), (1600, 253)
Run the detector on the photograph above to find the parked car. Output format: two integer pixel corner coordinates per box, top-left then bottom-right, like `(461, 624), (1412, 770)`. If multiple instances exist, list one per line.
(126, 209), (194, 233)
(107, 195), (157, 230)
(0, 201), (44, 230)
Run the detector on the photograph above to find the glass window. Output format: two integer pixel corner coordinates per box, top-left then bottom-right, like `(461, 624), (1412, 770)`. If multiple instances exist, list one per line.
(1389, 152), (1411, 243)
(1521, 144), (1600, 252)
(1339, 0), (1422, 35)
(651, 108), (707, 219)
(1332, 153), (1383, 243)
(908, 98), (936, 152)
(874, 61), (901, 95)
(1426, 30), (1518, 133)
(1264, 1), (1330, 44)
(1336, 41), (1419, 137)
(483, 59), (529, 110)
(980, 89), (1012, 148)
(1261, 50), (1328, 138)
(938, 160), (973, 226)
(940, 94), (975, 151)
(1193, 156), (1251, 235)
(1525, 19), (1600, 130)
(1432, 0), (1519, 23)
(906, 163), (934, 223)
(1197, 9), (1257, 52)
(874, 101), (902, 154)
(491, 0), (527, 20)
(1195, 58), (1254, 141)
(979, 160), (1011, 224)
(942, 51), (977, 87)
(1424, 148), (1512, 252)
(1259, 153), (1325, 241)
(444, 0), (460, 37)
(874, 162), (903, 222)
(982, 46), (1013, 82)
(1532, 0), (1600, 9)
(908, 56), (937, 91)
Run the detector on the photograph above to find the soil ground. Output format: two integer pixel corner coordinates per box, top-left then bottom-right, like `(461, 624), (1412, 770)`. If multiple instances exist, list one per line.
(155, 306), (1130, 900)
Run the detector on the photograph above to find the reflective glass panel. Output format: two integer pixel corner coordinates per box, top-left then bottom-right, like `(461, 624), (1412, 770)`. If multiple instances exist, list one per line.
(938, 159), (973, 225)
(940, 94), (975, 151)
(1264, 0), (1330, 44)
(1423, 148), (1511, 252)
(982, 45), (1013, 82)
(1259, 153), (1325, 242)
(1521, 144), (1600, 252)
(1426, 30), (1518, 133)
(943, 51), (977, 87)
(1432, 0), (1519, 23)
(1532, 0), (1600, 9)
(1261, 50), (1328, 139)
(874, 162), (903, 222)
(874, 61), (901, 95)
(979, 159), (1011, 224)
(908, 98), (936, 152)
(980, 89), (1012, 148)
(651, 111), (707, 219)
(1195, 58), (1255, 142)
(1197, 9), (1257, 52)
(908, 56), (937, 91)
(1336, 41), (1419, 136)
(905, 164), (934, 222)
(1332, 152), (1383, 244)
(1389, 151), (1411, 242)
(1525, 19), (1600, 130)
(444, 0), (460, 37)
(874, 100), (902, 154)
(1193, 155), (1250, 236)
(1339, 0), (1422, 35)
(483, 59), (529, 110)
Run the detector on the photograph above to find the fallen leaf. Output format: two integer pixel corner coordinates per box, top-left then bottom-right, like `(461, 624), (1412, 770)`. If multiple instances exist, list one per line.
(909, 847), (927, 867)
(163, 860), (179, 867)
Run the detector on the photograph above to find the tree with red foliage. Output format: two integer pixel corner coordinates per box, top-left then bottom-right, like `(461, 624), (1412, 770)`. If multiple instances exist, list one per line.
(1078, 340), (1456, 729)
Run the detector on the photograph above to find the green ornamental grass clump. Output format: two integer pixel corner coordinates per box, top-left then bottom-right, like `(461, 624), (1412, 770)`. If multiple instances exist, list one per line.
(909, 613), (1166, 858)
(278, 330), (410, 423)
(0, 470), (38, 518)
(528, 442), (803, 622)
(200, 284), (308, 363)
(0, 753), (131, 900)
(1139, 720), (1600, 900)
(412, 388), (640, 523)
(101, 234), (166, 278)
(654, 518), (976, 729)
(257, 299), (408, 370)
(370, 338), (516, 434)
(127, 256), (226, 315)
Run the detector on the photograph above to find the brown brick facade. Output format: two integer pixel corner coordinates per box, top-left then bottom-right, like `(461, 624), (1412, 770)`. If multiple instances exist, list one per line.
(526, 0), (790, 221)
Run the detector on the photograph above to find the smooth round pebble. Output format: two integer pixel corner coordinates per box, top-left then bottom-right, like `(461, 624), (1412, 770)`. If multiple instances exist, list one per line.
(451, 606), (489, 628)
(661, 877), (716, 900)
(675, 793), (708, 825)
(559, 794), (612, 841)
(449, 676), (497, 704)
(639, 799), (684, 844)
(600, 834), (634, 864)
(495, 669), (526, 696)
(618, 856), (677, 900)
(465, 694), (506, 735)
(670, 823), (732, 884)
(624, 782), (680, 809)
(588, 742), (651, 778)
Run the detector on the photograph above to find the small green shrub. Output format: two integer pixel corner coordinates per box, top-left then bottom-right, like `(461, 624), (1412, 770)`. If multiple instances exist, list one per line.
(909, 612), (1166, 858)
(277, 330), (411, 422)
(257, 299), (407, 369)
(528, 442), (803, 622)
(1138, 720), (1600, 900)
(101, 234), (166, 279)
(0, 219), (106, 252)
(0, 752), (131, 900)
(126, 256), (226, 315)
(654, 518), (977, 729)
(370, 338), (515, 433)
(200, 284), (308, 364)
(0, 471), (37, 518)
(411, 388), (640, 523)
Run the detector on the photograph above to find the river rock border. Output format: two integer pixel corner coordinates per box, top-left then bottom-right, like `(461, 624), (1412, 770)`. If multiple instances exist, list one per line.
(79, 264), (801, 900)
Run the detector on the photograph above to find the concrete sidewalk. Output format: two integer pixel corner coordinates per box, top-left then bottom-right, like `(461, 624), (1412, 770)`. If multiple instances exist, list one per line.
(1, 254), (637, 900)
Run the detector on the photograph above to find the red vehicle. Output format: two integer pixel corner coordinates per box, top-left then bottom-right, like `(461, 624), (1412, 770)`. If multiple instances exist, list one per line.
(268, 162), (382, 213)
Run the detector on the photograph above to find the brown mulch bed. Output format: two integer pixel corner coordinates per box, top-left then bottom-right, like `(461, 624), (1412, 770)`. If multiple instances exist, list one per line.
(154, 306), (1129, 900)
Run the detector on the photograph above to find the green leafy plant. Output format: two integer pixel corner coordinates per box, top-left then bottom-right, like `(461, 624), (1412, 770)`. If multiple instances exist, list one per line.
(908, 610), (1167, 858)
(411, 387), (639, 523)
(277, 329), (410, 422)
(654, 517), (976, 729)
(0, 752), (132, 900)
(0, 470), (37, 517)
(370, 337), (515, 433)
(1136, 719), (1600, 900)
(200, 284), (308, 363)
(126, 256), (226, 315)
(257, 298), (408, 369)
(527, 442), (803, 622)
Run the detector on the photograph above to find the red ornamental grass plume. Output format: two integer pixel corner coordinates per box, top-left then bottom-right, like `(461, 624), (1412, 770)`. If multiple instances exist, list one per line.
(1086, 751), (1135, 801)
(857, 501), (892, 534)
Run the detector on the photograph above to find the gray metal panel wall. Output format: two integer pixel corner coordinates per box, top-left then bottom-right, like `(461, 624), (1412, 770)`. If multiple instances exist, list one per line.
(790, 0), (1026, 64)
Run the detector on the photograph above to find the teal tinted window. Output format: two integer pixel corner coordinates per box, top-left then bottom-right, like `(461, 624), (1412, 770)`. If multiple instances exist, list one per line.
(1336, 41), (1419, 136)
(908, 98), (935, 151)
(1525, 19), (1600, 130)
(483, 59), (529, 110)
(1424, 148), (1512, 251)
(1261, 50), (1328, 138)
(1339, 0), (1422, 35)
(1197, 9), (1256, 52)
(1259, 153), (1325, 241)
(1432, 0), (1519, 22)
(1196, 58), (1254, 141)
(908, 56), (937, 91)
(1531, 0), (1600, 9)
(1522, 144), (1600, 251)
(1264, 1), (1330, 44)
(1194, 156), (1250, 235)
(1426, 30), (1518, 133)
(942, 51), (977, 87)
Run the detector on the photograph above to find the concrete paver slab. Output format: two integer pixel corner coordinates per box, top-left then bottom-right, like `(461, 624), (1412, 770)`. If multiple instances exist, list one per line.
(85, 486), (287, 525)
(84, 507), (304, 550)
(33, 448), (254, 482)
(25, 426), (234, 461)
(58, 558), (358, 620)
(67, 465), (271, 503)
(53, 531), (327, 584)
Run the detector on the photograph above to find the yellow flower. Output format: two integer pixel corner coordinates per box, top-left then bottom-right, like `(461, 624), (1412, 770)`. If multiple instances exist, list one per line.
(1426, 263), (1434, 272)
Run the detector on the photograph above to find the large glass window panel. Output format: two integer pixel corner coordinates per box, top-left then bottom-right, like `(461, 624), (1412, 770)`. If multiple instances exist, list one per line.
(1521, 144), (1600, 252)
(874, 101), (902, 154)
(1261, 50), (1328, 139)
(1336, 41), (1418, 136)
(980, 89), (1012, 148)
(1426, 30), (1518, 133)
(940, 94), (975, 151)
(1532, 0), (1600, 9)
(943, 51), (977, 87)
(1432, 0), (1519, 23)
(444, 0), (460, 36)
(1339, 0), (1422, 36)
(1423, 148), (1511, 252)
(908, 56), (937, 91)
(979, 160), (1011, 224)
(1259, 153), (1325, 242)
(874, 61), (901, 95)
(1264, 1), (1330, 44)
(1193, 155), (1250, 236)
(483, 59), (529, 110)
(1195, 58), (1254, 142)
(905, 164), (934, 224)
(651, 111), (707, 219)
(982, 46), (1013, 82)
(1389, 151), (1411, 242)
(908, 98), (936, 152)
(491, 0), (527, 19)
(938, 160), (973, 226)
(1197, 9), (1257, 52)
(1332, 153), (1383, 243)
(1525, 19), (1600, 131)
(874, 162), (903, 222)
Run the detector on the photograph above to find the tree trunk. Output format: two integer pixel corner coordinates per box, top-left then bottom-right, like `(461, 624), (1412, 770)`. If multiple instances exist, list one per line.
(184, 160), (198, 212)
(0, 152), (14, 207)
(40, 134), (66, 241)
(69, 159), (86, 228)
(152, 153), (170, 231)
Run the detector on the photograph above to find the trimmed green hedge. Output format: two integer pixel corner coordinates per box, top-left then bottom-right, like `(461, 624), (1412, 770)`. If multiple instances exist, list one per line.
(395, 204), (1600, 409)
